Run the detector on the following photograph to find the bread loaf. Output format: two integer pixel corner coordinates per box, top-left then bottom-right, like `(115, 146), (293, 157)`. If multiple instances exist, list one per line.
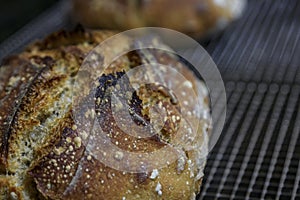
(72, 0), (246, 38)
(0, 28), (211, 200)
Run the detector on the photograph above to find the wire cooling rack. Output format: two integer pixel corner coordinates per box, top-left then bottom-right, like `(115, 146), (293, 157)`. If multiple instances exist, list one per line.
(199, 0), (300, 199)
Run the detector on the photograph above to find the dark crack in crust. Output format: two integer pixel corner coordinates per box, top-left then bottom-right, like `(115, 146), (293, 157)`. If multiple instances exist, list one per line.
(95, 71), (150, 128)
(95, 71), (168, 153)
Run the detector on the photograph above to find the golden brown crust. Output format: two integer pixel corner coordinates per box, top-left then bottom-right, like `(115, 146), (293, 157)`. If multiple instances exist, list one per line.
(72, 0), (246, 37)
(0, 28), (210, 200)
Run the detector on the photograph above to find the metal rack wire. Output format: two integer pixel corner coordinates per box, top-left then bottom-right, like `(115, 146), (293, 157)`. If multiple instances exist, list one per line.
(199, 0), (300, 199)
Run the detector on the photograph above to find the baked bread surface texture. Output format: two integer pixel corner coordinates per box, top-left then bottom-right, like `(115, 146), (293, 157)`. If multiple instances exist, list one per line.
(0, 28), (210, 200)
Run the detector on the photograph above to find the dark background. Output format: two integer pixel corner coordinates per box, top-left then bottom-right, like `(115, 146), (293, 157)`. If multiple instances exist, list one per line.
(0, 0), (58, 42)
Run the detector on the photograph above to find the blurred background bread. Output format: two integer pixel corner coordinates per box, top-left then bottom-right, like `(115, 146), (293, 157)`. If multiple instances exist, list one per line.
(72, 0), (246, 38)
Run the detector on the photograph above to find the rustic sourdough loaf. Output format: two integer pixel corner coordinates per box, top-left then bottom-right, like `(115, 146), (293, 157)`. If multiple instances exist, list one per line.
(0, 28), (210, 200)
(72, 0), (246, 38)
